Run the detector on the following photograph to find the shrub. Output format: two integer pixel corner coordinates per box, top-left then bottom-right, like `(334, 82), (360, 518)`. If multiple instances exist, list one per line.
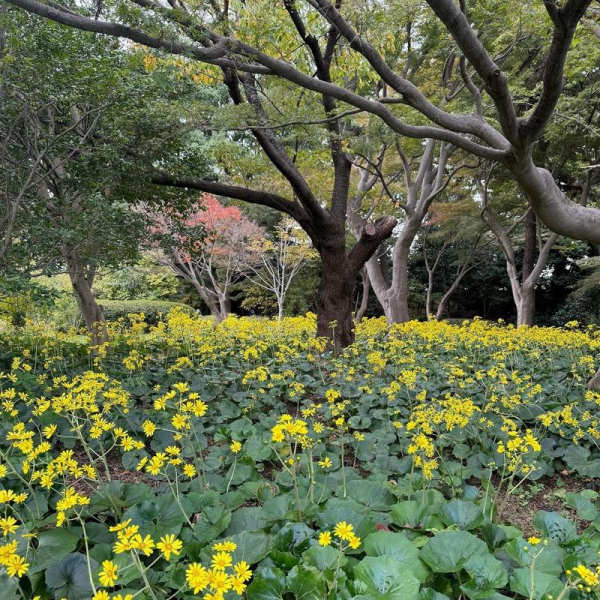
(100, 299), (195, 324)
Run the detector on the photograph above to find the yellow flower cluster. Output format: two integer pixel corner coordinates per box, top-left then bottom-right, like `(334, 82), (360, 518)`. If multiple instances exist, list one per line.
(318, 521), (361, 550)
(271, 414), (308, 443)
(185, 541), (252, 599)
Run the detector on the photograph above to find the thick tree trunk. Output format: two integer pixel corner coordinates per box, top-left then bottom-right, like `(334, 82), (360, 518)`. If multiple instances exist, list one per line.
(315, 248), (357, 352)
(516, 284), (536, 326)
(384, 227), (417, 323)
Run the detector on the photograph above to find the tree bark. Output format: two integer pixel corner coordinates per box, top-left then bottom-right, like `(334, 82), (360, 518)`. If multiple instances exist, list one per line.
(315, 247), (357, 352)
(355, 267), (370, 322)
(63, 247), (108, 346)
(588, 366), (600, 390)
(516, 283), (536, 326)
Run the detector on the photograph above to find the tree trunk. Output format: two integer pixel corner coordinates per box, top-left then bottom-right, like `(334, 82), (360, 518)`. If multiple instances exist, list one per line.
(517, 284), (536, 326)
(588, 366), (600, 390)
(384, 234), (414, 323)
(64, 249), (108, 346)
(277, 298), (284, 321)
(355, 268), (370, 322)
(426, 268), (434, 319)
(522, 210), (537, 281)
(315, 248), (356, 352)
(216, 294), (230, 323)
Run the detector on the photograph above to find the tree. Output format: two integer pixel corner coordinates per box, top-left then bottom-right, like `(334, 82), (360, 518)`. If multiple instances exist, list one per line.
(6, 0), (600, 348)
(421, 199), (492, 320)
(245, 218), (317, 320)
(147, 195), (264, 321)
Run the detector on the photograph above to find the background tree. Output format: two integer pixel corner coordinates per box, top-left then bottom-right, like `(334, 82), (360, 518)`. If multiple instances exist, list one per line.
(422, 198), (491, 319)
(245, 218), (317, 320)
(147, 195), (264, 321)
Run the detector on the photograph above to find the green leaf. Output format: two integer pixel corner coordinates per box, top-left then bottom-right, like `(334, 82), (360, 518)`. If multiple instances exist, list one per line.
(91, 481), (155, 509)
(438, 501), (485, 530)
(505, 538), (565, 576)
(364, 531), (428, 582)
(246, 567), (286, 600)
(355, 556), (421, 600)
(123, 496), (187, 539)
(565, 492), (598, 521)
(462, 553), (508, 594)
(228, 531), (273, 564)
(225, 506), (267, 535)
(510, 568), (565, 600)
(390, 501), (430, 528)
(0, 573), (19, 600)
(302, 546), (343, 571)
(29, 528), (80, 575)
(346, 480), (396, 511)
(532, 511), (577, 544)
(562, 445), (600, 477)
(420, 531), (487, 573)
(45, 553), (98, 600)
(286, 565), (327, 600)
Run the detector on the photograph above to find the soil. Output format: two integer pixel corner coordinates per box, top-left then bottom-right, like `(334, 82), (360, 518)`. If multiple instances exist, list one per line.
(496, 472), (597, 537)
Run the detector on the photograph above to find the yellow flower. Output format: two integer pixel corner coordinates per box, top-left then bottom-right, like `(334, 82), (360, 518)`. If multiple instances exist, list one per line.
(348, 534), (361, 550)
(334, 521), (354, 541)
(527, 536), (541, 546)
(6, 554), (29, 577)
(208, 568), (232, 594)
(157, 534), (183, 561)
(318, 531), (332, 546)
(98, 560), (118, 587)
(230, 441), (242, 454)
(109, 519), (131, 533)
(183, 464), (197, 478)
(211, 551), (233, 571)
(43, 424), (57, 438)
(318, 457), (332, 469)
(131, 534), (155, 556)
(233, 561), (252, 582)
(213, 541), (237, 552)
(0, 517), (18, 536)
(92, 591), (110, 600)
(574, 565), (599, 586)
(186, 563), (210, 594)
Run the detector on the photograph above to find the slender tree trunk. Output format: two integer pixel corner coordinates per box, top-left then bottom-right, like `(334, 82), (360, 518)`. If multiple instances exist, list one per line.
(315, 247), (357, 352)
(64, 248), (107, 346)
(426, 268), (434, 319)
(522, 210), (537, 281)
(277, 298), (284, 321)
(356, 268), (370, 322)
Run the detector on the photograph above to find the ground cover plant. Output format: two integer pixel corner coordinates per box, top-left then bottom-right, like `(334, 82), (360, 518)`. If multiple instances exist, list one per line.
(0, 310), (599, 600)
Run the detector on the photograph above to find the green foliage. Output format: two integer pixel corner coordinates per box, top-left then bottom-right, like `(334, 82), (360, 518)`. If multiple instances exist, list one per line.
(100, 300), (194, 324)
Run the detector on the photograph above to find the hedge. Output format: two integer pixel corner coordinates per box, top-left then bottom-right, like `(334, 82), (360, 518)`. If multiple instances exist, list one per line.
(99, 300), (195, 324)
